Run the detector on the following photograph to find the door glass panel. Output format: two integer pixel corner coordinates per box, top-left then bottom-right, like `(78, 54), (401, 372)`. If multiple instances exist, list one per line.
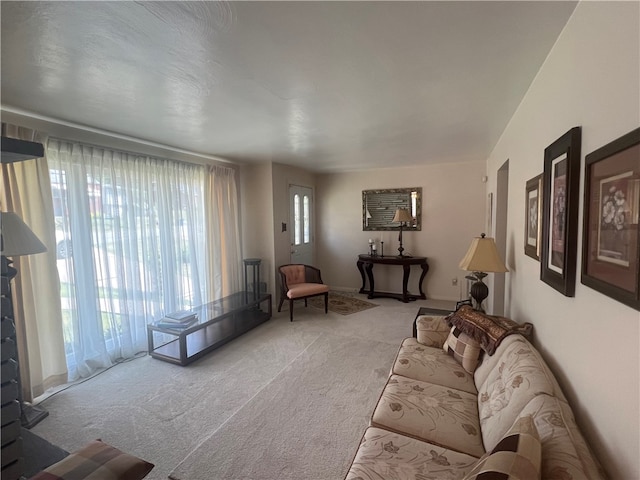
(303, 195), (310, 244)
(294, 193), (301, 246)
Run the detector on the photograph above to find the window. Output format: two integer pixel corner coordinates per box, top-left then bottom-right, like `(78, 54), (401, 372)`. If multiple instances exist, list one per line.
(303, 194), (310, 244)
(48, 139), (208, 380)
(294, 193), (301, 246)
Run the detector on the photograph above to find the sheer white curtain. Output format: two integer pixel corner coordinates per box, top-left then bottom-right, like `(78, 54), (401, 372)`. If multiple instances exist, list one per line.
(46, 139), (213, 380)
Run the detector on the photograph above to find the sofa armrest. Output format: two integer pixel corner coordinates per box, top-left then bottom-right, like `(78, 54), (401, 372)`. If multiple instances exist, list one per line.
(414, 315), (450, 348)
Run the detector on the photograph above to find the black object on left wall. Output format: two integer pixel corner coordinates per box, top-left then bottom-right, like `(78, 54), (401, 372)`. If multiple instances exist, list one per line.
(1, 135), (47, 480)
(1, 256), (25, 480)
(1, 136), (44, 164)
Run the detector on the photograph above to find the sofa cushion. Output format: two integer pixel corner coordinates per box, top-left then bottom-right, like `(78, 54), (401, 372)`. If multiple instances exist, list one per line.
(476, 337), (568, 452)
(518, 395), (606, 479)
(392, 338), (477, 394)
(29, 439), (154, 480)
(345, 427), (478, 480)
(416, 315), (451, 348)
(462, 416), (541, 480)
(443, 326), (483, 374)
(473, 334), (523, 390)
(371, 375), (485, 458)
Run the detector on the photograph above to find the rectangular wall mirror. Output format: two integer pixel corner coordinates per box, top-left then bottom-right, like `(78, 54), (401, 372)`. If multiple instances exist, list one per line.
(362, 187), (422, 231)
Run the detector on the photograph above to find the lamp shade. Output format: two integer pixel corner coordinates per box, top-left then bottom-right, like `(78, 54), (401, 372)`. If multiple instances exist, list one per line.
(392, 208), (413, 223)
(1, 212), (47, 257)
(459, 233), (508, 273)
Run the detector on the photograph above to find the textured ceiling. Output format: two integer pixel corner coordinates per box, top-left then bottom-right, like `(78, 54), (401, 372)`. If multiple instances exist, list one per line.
(1, 1), (577, 172)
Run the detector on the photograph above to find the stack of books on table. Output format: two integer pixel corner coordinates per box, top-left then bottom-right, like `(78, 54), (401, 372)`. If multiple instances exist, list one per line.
(155, 310), (198, 329)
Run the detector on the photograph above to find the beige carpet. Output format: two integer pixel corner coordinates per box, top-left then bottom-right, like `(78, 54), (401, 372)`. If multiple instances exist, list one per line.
(169, 333), (396, 480)
(307, 291), (378, 315)
(30, 296), (457, 480)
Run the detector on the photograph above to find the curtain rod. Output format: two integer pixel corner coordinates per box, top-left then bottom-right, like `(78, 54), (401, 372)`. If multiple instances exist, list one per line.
(1, 105), (235, 167)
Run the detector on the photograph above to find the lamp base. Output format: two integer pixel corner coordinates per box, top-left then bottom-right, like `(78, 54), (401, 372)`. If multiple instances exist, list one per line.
(21, 402), (49, 429)
(469, 273), (489, 313)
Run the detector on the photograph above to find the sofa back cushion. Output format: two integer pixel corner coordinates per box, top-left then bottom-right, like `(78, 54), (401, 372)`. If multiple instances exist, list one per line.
(475, 336), (567, 451)
(516, 394), (606, 479)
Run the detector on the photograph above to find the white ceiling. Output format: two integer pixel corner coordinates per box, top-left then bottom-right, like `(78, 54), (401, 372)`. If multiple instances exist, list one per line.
(1, 1), (577, 172)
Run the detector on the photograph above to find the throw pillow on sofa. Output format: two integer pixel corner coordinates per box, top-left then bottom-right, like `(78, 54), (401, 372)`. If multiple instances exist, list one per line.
(443, 325), (483, 374)
(29, 439), (154, 480)
(462, 415), (541, 480)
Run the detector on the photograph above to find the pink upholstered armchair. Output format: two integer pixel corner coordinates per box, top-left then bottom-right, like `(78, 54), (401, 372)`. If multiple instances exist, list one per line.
(278, 264), (329, 321)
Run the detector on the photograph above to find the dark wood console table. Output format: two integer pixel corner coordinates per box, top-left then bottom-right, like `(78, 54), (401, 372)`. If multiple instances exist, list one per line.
(357, 254), (429, 303)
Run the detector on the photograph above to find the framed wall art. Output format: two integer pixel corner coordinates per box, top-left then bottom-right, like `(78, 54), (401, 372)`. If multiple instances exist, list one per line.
(525, 174), (542, 260)
(582, 127), (640, 310)
(540, 127), (581, 296)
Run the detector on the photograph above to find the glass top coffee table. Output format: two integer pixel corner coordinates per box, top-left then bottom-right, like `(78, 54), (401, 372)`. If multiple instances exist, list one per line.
(147, 291), (272, 366)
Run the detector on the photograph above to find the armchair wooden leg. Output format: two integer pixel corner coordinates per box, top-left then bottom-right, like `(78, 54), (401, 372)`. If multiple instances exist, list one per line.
(289, 299), (294, 322)
(304, 298), (308, 307)
(324, 292), (328, 314)
(278, 296), (285, 312)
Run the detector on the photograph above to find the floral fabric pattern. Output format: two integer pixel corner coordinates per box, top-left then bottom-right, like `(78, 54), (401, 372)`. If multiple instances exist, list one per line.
(416, 315), (451, 348)
(477, 337), (567, 451)
(345, 318), (604, 480)
(517, 395), (606, 480)
(393, 338), (477, 394)
(345, 427), (478, 480)
(462, 416), (541, 480)
(372, 375), (485, 458)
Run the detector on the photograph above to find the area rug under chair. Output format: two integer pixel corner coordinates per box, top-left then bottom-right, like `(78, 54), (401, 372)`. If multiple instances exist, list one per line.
(307, 291), (378, 315)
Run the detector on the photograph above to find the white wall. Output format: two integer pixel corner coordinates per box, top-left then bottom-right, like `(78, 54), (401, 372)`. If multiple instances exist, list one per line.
(239, 162), (317, 298)
(239, 162), (275, 295)
(316, 162), (486, 300)
(486, 2), (639, 478)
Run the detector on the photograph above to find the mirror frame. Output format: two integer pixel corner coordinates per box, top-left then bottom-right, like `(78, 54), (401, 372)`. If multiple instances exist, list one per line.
(362, 187), (422, 231)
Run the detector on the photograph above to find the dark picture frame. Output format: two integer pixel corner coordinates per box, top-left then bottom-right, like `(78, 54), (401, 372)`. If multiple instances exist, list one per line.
(525, 174), (542, 260)
(581, 127), (640, 310)
(540, 127), (581, 296)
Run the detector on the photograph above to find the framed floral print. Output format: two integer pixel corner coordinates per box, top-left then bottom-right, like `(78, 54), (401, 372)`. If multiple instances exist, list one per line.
(582, 127), (640, 310)
(540, 127), (581, 296)
(525, 174), (542, 260)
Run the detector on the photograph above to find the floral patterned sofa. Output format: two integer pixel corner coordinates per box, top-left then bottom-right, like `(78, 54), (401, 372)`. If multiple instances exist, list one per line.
(345, 306), (605, 480)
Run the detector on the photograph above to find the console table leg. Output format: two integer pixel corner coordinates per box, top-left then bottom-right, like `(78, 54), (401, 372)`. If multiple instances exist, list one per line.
(357, 260), (367, 293)
(402, 264), (411, 303)
(418, 263), (429, 299)
(365, 262), (375, 298)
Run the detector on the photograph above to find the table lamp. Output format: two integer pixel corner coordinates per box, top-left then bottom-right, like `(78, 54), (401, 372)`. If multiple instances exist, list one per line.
(392, 208), (413, 257)
(1, 211), (49, 428)
(459, 233), (508, 313)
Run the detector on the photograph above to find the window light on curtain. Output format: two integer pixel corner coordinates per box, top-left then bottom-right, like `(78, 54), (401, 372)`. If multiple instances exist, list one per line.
(46, 139), (240, 380)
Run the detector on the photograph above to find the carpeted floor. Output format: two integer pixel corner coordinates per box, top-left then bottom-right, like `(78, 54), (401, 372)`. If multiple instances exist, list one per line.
(169, 333), (396, 480)
(30, 296), (456, 480)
